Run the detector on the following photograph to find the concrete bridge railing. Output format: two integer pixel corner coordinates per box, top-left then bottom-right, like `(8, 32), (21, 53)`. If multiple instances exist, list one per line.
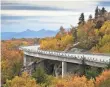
(19, 45), (110, 77)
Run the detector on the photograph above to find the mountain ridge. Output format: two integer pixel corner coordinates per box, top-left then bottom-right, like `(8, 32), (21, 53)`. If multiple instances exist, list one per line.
(1, 29), (58, 40)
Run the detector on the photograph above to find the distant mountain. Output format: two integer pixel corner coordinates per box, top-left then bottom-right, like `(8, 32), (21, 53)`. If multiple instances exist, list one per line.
(1, 29), (58, 40)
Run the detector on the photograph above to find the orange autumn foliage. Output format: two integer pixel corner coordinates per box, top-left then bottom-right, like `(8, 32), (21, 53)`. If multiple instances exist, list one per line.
(1, 39), (37, 84)
(52, 70), (110, 87)
(95, 70), (110, 87)
(52, 75), (95, 87)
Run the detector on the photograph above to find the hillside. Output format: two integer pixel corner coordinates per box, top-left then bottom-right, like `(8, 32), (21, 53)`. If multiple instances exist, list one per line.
(40, 7), (110, 53)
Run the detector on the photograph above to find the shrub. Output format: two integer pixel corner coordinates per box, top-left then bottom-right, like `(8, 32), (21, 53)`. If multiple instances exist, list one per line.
(4, 72), (38, 87)
(95, 70), (110, 87)
(85, 67), (101, 79)
(52, 75), (95, 87)
(32, 67), (53, 87)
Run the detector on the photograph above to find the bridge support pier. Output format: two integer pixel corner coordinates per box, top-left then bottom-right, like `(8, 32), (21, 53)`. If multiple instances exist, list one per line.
(24, 54), (27, 67)
(23, 55), (32, 74)
(62, 61), (67, 77)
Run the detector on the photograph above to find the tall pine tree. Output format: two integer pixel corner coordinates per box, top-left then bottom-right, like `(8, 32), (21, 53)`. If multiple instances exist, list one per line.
(101, 7), (106, 15)
(95, 6), (99, 19)
(78, 13), (85, 25)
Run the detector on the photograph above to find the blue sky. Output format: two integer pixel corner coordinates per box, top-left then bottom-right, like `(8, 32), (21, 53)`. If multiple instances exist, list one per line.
(1, 0), (110, 32)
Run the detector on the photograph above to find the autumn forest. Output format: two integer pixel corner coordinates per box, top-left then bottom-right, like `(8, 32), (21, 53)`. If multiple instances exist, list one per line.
(1, 6), (110, 87)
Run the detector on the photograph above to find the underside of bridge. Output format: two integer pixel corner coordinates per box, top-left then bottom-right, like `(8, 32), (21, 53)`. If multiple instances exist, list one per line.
(23, 54), (103, 77)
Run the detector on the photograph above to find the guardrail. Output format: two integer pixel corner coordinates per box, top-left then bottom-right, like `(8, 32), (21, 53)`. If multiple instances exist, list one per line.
(19, 45), (110, 64)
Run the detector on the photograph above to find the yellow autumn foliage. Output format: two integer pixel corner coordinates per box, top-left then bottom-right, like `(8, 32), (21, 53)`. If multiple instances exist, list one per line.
(4, 72), (39, 87)
(91, 21), (110, 53)
(51, 75), (95, 87)
(99, 20), (110, 35)
(40, 34), (74, 51)
(91, 34), (110, 53)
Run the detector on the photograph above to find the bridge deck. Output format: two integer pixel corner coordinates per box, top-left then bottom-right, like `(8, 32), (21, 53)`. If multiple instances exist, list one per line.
(20, 45), (110, 67)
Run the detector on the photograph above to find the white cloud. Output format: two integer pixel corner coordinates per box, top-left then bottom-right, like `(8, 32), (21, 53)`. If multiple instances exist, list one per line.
(1, 10), (79, 16)
(2, 0), (99, 10)
(2, 10), (95, 17)
(2, 10), (94, 27)
(2, 0), (110, 32)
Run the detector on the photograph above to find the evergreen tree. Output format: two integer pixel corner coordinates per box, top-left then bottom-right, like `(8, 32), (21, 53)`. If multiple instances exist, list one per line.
(95, 6), (99, 19)
(60, 26), (65, 33)
(89, 14), (92, 21)
(101, 7), (106, 15)
(78, 13), (85, 25)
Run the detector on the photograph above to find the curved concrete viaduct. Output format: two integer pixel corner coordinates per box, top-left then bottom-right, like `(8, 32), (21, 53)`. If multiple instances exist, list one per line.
(19, 45), (110, 77)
